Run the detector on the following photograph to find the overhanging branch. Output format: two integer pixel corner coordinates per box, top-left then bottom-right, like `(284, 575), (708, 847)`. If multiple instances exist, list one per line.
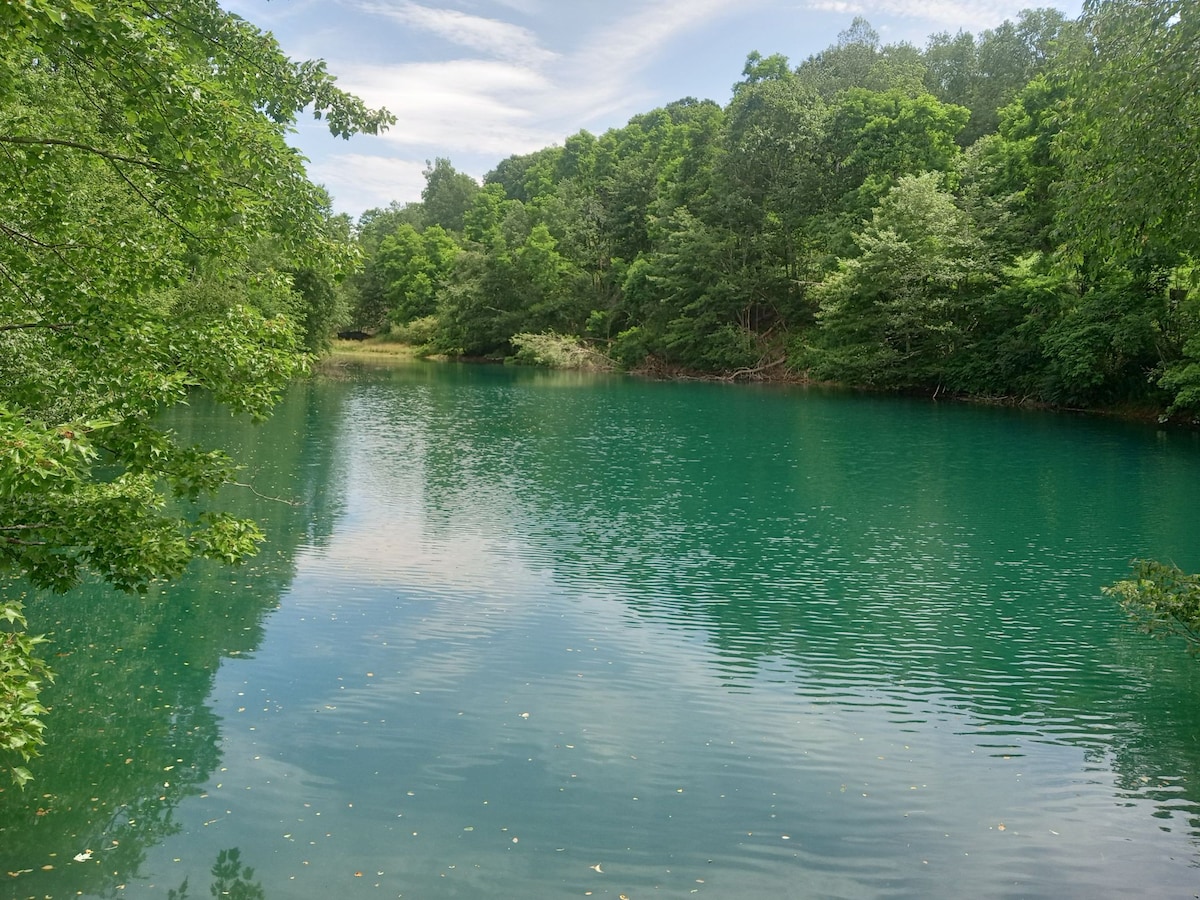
(0, 321), (79, 333)
(0, 135), (171, 173)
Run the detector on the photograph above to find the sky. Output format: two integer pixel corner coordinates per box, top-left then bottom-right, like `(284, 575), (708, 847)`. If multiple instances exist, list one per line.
(223, 0), (1082, 219)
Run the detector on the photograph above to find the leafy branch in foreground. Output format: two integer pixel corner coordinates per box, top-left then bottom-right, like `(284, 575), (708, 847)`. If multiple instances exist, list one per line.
(0, 598), (52, 789)
(0, 0), (390, 783)
(1104, 559), (1200, 655)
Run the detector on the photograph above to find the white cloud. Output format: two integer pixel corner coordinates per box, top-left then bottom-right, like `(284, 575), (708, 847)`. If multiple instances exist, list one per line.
(354, 0), (558, 66)
(300, 0), (784, 213)
(354, 0), (762, 149)
(307, 154), (429, 214)
(526, 0), (757, 134)
(804, 0), (1039, 31)
(335, 59), (561, 154)
(486, 0), (543, 13)
(806, 0), (865, 13)
(572, 0), (750, 85)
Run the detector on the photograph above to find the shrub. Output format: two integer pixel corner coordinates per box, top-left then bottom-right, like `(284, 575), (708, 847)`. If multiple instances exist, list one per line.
(509, 332), (615, 370)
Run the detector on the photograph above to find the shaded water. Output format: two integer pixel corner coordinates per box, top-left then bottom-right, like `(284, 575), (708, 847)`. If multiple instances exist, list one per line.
(4, 361), (1200, 899)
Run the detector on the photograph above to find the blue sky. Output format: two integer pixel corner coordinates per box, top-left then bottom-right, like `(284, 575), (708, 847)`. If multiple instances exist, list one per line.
(224, 0), (1081, 218)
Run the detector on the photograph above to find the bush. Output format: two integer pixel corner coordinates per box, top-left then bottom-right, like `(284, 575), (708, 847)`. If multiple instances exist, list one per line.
(611, 326), (652, 369)
(509, 332), (615, 370)
(390, 315), (440, 348)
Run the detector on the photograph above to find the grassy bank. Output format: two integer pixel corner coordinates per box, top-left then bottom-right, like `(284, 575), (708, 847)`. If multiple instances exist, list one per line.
(329, 338), (423, 358)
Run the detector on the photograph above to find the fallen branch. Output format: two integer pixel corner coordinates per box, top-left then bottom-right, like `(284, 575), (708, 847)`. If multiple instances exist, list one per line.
(724, 356), (789, 382)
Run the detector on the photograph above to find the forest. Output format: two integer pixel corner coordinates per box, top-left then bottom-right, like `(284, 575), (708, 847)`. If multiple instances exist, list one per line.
(345, 1), (1200, 417)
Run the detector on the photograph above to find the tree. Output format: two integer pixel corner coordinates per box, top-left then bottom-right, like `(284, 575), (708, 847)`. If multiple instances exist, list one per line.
(421, 158), (481, 232)
(431, 188), (529, 356)
(923, 29), (979, 112)
(348, 202), (428, 329)
(795, 16), (881, 97)
(716, 68), (827, 326)
(980, 74), (1068, 254)
(0, 0), (390, 783)
(822, 88), (969, 219)
(486, 146), (563, 205)
(923, 10), (1067, 146)
(796, 18), (926, 98)
(515, 223), (587, 333)
(433, 248), (524, 357)
(375, 224), (461, 325)
(628, 207), (764, 372)
(541, 99), (726, 340)
(1055, 0), (1199, 263)
(801, 173), (990, 386)
(970, 10), (1066, 141)
(434, 198), (588, 356)
(1037, 267), (1170, 407)
(736, 51), (792, 91)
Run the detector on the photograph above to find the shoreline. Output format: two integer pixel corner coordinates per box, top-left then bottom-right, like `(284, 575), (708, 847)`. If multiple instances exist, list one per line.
(323, 339), (1189, 428)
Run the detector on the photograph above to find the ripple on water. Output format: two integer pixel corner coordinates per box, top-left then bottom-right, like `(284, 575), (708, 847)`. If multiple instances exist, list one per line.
(181, 374), (1200, 896)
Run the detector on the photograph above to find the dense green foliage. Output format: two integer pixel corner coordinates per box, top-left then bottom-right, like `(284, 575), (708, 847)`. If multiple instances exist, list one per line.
(0, 0), (388, 781)
(346, 1), (1197, 421)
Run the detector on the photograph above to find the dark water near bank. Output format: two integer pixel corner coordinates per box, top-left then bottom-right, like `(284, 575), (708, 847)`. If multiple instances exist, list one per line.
(4, 361), (1200, 899)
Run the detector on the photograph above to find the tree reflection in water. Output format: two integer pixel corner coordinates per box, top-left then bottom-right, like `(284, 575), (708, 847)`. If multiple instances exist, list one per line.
(0, 383), (344, 895)
(169, 848), (266, 900)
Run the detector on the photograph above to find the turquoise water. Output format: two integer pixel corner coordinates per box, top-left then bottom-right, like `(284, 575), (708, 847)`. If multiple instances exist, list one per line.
(4, 361), (1200, 898)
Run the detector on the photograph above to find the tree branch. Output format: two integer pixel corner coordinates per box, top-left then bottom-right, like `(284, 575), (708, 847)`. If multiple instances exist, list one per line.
(0, 135), (173, 173)
(0, 259), (41, 308)
(102, 156), (200, 241)
(0, 221), (88, 252)
(227, 481), (303, 506)
(0, 321), (79, 333)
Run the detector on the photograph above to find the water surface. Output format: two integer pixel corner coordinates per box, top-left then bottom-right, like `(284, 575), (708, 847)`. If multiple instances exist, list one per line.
(4, 362), (1200, 899)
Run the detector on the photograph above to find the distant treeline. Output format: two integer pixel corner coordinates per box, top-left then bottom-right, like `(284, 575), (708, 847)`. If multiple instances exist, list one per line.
(343, 1), (1200, 416)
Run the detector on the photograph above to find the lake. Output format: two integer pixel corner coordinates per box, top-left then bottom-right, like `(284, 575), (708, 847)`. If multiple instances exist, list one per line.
(3, 360), (1200, 899)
